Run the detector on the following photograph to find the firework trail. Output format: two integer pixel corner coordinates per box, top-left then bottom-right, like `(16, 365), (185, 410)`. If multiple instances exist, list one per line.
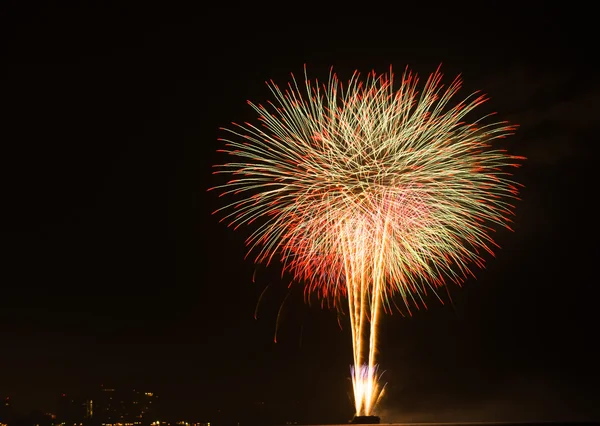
(210, 65), (524, 416)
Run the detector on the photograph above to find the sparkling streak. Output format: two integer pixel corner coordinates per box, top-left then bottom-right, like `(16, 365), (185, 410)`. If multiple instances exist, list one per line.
(211, 65), (524, 416)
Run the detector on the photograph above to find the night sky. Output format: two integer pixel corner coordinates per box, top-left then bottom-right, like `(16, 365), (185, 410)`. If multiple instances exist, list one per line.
(2, 3), (599, 424)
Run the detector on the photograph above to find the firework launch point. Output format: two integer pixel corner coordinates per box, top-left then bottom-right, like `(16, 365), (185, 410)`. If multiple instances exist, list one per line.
(351, 415), (381, 424)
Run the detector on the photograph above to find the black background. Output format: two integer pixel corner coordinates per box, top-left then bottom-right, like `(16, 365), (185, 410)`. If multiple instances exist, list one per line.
(2, 2), (598, 423)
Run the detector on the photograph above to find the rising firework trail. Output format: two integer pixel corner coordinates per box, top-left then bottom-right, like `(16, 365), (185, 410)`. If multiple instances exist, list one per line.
(210, 65), (524, 417)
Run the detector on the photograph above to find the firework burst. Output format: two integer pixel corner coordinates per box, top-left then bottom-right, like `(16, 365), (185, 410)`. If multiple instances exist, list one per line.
(210, 65), (524, 416)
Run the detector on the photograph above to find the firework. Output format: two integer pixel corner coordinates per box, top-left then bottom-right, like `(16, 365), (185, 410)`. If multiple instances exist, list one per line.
(210, 65), (524, 416)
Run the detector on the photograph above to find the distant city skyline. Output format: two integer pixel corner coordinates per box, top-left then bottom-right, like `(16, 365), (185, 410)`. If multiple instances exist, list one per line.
(1, 386), (216, 426)
(1, 384), (302, 426)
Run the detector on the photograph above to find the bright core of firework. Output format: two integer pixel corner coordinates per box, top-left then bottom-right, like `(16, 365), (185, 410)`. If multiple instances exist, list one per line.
(211, 65), (524, 416)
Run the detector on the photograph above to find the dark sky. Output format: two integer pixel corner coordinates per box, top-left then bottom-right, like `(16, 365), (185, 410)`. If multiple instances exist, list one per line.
(2, 2), (598, 424)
